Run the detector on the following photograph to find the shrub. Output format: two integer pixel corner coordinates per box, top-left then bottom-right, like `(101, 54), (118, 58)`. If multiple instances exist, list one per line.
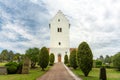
(64, 54), (68, 64)
(17, 61), (23, 74)
(5, 62), (18, 74)
(69, 49), (78, 69)
(49, 53), (55, 66)
(95, 60), (102, 68)
(113, 52), (120, 71)
(99, 67), (107, 80)
(39, 47), (49, 71)
(77, 42), (93, 76)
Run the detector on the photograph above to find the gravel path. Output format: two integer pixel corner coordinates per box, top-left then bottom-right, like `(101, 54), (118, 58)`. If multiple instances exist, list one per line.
(37, 63), (75, 80)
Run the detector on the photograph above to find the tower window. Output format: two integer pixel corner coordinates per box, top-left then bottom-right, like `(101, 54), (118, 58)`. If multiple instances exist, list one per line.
(58, 19), (60, 22)
(57, 28), (62, 32)
(49, 24), (51, 28)
(59, 42), (61, 45)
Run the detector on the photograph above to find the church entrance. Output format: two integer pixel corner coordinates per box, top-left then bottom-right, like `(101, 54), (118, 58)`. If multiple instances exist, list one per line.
(58, 54), (61, 62)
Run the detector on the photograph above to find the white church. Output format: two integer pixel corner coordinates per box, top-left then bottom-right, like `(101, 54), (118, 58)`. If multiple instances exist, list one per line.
(49, 10), (70, 62)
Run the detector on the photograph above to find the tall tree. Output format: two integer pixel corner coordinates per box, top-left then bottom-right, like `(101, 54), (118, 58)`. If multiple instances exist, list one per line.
(13, 53), (21, 62)
(39, 47), (49, 71)
(69, 49), (78, 69)
(99, 55), (104, 63)
(104, 55), (111, 65)
(8, 50), (14, 62)
(77, 42), (93, 76)
(113, 52), (120, 71)
(25, 47), (39, 68)
(0, 49), (8, 62)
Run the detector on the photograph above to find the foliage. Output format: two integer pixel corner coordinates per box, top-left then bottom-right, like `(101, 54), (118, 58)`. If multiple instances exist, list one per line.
(77, 42), (93, 76)
(25, 47), (39, 68)
(113, 52), (120, 71)
(8, 51), (14, 62)
(13, 53), (21, 62)
(0, 49), (9, 62)
(69, 49), (78, 69)
(17, 61), (23, 74)
(104, 55), (112, 65)
(5, 62), (18, 74)
(95, 60), (102, 68)
(39, 47), (49, 70)
(99, 67), (107, 80)
(49, 53), (55, 66)
(64, 54), (69, 64)
(0, 49), (23, 62)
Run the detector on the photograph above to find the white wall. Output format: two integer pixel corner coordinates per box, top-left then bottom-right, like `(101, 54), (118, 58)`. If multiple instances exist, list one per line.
(49, 10), (70, 62)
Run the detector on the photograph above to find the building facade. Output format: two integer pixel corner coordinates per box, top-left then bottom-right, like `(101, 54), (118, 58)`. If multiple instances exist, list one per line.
(49, 10), (70, 62)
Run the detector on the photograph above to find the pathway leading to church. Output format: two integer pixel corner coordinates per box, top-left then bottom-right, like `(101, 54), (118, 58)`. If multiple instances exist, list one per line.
(37, 63), (78, 80)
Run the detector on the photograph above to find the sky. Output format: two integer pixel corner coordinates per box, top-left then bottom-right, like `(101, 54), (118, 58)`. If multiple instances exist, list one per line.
(0, 0), (120, 59)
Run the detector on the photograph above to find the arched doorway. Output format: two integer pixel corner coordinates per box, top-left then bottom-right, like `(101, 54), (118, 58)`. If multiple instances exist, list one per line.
(58, 54), (61, 62)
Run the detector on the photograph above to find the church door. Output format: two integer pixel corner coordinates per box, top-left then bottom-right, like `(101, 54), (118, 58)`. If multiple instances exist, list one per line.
(58, 54), (61, 62)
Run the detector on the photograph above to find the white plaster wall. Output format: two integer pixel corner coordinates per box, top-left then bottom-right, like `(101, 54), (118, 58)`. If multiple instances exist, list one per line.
(50, 11), (70, 62)
(50, 48), (70, 62)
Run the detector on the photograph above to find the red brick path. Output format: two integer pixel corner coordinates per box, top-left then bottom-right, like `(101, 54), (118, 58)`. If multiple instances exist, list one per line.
(37, 63), (75, 80)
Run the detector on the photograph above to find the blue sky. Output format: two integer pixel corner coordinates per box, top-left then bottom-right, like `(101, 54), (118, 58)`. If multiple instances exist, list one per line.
(0, 0), (120, 59)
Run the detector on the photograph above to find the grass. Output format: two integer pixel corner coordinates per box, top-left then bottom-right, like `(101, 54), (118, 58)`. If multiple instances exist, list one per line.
(0, 62), (7, 66)
(0, 62), (50, 80)
(72, 68), (120, 80)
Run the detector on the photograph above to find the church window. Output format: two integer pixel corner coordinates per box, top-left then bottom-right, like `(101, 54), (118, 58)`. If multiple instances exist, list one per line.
(57, 28), (62, 32)
(58, 19), (60, 22)
(60, 28), (62, 32)
(49, 24), (51, 28)
(59, 42), (61, 45)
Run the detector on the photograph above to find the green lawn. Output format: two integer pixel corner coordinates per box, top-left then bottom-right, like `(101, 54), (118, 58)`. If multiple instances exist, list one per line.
(72, 68), (120, 80)
(0, 66), (50, 80)
(0, 62), (7, 66)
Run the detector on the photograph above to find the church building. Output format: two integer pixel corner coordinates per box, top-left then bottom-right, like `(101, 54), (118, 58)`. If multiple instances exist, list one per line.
(49, 10), (70, 62)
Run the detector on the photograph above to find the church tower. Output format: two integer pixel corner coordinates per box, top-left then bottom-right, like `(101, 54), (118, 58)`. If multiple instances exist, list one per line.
(49, 10), (70, 62)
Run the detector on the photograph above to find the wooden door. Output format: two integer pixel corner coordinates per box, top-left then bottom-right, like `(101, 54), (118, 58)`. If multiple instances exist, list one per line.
(58, 54), (61, 62)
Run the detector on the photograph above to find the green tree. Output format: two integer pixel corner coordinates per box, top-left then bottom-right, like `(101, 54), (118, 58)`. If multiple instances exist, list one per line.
(25, 47), (39, 68)
(104, 55), (111, 65)
(13, 53), (21, 62)
(99, 55), (104, 64)
(64, 54), (68, 64)
(113, 52), (120, 71)
(8, 50), (14, 62)
(49, 53), (55, 66)
(69, 49), (78, 69)
(77, 42), (93, 76)
(0, 49), (9, 62)
(39, 47), (49, 70)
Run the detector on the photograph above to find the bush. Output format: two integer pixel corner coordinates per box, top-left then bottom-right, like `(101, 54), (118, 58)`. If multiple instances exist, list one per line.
(39, 47), (49, 71)
(77, 42), (93, 76)
(49, 53), (55, 66)
(17, 61), (23, 74)
(113, 52), (120, 71)
(64, 54), (69, 64)
(95, 60), (102, 68)
(99, 67), (107, 80)
(5, 62), (18, 74)
(69, 49), (78, 69)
